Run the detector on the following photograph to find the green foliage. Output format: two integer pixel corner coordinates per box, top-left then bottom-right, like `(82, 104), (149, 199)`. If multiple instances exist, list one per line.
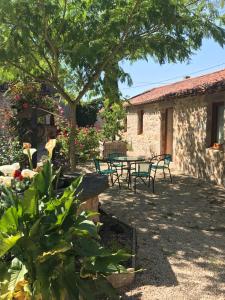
(77, 99), (103, 127)
(101, 99), (126, 141)
(0, 0), (224, 102)
(57, 127), (100, 162)
(0, 161), (128, 299)
(8, 82), (56, 112)
(0, 136), (24, 166)
(0, 0), (224, 168)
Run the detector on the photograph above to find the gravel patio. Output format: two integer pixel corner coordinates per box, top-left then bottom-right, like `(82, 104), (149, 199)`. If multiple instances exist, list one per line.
(95, 167), (225, 300)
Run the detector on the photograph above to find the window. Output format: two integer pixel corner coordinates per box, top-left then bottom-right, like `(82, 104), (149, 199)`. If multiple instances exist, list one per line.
(137, 110), (144, 135)
(211, 102), (224, 145)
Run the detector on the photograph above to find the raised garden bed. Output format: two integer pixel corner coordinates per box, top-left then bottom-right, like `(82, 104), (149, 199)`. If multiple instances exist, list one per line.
(99, 207), (136, 289)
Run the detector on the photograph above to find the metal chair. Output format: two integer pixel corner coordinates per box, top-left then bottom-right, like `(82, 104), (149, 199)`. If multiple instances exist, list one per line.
(150, 154), (172, 183)
(131, 161), (155, 193)
(107, 153), (136, 185)
(93, 158), (120, 188)
(107, 153), (124, 172)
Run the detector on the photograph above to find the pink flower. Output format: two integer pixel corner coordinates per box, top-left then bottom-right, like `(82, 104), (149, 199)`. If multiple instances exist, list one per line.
(14, 95), (21, 101)
(58, 105), (64, 115)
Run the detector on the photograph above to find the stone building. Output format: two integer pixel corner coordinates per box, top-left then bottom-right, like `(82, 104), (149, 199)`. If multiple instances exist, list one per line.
(124, 68), (225, 185)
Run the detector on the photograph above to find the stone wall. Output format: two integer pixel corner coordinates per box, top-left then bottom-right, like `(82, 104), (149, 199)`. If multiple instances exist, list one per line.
(123, 104), (162, 157)
(124, 90), (225, 185)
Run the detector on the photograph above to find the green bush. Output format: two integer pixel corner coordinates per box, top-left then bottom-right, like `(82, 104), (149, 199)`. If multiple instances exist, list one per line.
(0, 161), (129, 299)
(57, 127), (100, 163)
(0, 135), (25, 166)
(100, 99), (126, 141)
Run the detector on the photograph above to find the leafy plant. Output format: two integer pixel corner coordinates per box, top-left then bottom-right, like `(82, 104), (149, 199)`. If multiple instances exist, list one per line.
(0, 161), (129, 299)
(77, 99), (103, 127)
(101, 99), (126, 141)
(57, 127), (100, 162)
(0, 135), (25, 166)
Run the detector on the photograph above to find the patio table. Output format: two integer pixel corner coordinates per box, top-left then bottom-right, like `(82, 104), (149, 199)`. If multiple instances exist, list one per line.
(111, 156), (146, 188)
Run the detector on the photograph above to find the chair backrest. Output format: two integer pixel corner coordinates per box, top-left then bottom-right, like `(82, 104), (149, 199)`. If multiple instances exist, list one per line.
(108, 152), (123, 159)
(93, 158), (101, 172)
(164, 154), (172, 167)
(137, 161), (151, 173)
(150, 154), (172, 167)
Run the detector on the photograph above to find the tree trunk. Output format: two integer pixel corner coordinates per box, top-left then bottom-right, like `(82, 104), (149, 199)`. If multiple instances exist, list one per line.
(68, 102), (77, 171)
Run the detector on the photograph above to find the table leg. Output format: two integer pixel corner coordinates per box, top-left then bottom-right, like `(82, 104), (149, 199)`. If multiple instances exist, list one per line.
(127, 162), (131, 189)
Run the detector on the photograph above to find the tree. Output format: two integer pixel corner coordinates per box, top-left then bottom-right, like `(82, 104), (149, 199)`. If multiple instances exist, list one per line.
(76, 99), (103, 127)
(0, 0), (224, 169)
(101, 99), (126, 141)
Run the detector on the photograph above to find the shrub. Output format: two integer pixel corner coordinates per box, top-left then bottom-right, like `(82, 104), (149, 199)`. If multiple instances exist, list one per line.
(0, 161), (129, 299)
(100, 99), (126, 141)
(56, 126), (100, 163)
(0, 135), (25, 166)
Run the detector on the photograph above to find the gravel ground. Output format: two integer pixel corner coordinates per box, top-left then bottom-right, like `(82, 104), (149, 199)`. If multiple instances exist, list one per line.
(95, 166), (225, 300)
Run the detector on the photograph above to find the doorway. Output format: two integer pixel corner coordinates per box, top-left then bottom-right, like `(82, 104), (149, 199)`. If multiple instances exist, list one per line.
(161, 108), (173, 156)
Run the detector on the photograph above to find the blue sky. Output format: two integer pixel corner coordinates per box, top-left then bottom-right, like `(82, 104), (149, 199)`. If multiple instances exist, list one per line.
(119, 39), (225, 98)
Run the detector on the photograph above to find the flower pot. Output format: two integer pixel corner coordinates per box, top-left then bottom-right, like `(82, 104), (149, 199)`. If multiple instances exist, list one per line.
(212, 143), (223, 151)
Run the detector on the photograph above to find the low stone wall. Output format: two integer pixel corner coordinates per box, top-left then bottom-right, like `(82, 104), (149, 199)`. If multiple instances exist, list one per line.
(59, 172), (108, 222)
(77, 196), (99, 222)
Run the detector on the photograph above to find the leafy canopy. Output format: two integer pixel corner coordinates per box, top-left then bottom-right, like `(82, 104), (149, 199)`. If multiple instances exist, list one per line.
(0, 0), (224, 104)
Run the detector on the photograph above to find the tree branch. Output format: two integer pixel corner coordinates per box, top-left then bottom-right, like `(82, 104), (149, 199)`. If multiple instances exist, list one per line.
(26, 27), (55, 78)
(74, 0), (141, 103)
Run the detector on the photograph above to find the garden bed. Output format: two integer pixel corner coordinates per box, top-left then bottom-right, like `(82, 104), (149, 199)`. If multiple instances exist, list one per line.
(99, 207), (136, 289)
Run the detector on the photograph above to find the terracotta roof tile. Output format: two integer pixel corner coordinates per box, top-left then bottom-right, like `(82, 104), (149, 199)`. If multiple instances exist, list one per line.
(128, 68), (225, 106)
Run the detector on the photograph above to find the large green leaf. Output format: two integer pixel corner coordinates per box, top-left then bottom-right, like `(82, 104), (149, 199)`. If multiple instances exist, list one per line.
(58, 175), (83, 205)
(0, 207), (19, 234)
(72, 220), (99, 239)
(75, 238), (109, 257)
(0, 233), (22, 257)
(83, 250), (130, 275)
(54, 195), (74, 227)
(33, 160), (53, 198)
(22, 185), (38, 217)
(37, 243), (71, 263)
(8, 258), (27, 291)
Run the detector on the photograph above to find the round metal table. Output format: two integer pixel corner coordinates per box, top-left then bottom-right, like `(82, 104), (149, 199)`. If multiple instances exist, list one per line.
(111, 156), (146, 188)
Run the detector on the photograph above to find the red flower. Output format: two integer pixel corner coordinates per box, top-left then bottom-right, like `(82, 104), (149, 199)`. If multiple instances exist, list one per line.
(18, 175), (24, 181)
(13, 170), (21, 179)
(22, 103), (29, 109)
